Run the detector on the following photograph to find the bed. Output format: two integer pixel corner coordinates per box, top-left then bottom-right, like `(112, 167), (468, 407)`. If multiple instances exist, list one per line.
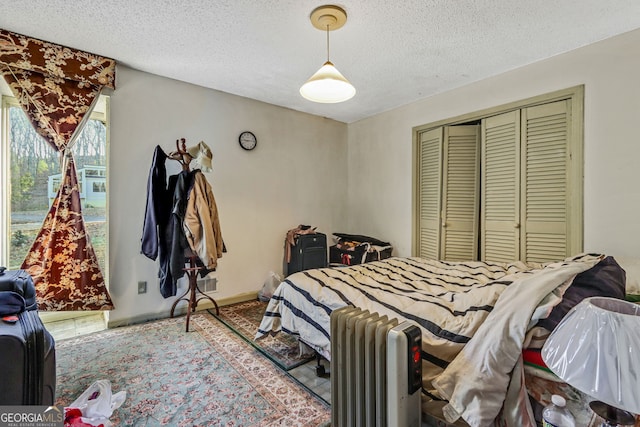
(255, 253), (633, 426)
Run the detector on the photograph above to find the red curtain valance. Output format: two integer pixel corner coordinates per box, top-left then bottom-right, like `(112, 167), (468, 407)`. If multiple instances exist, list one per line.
(0, 29), (116, 151)
(0, 28), (115, 88)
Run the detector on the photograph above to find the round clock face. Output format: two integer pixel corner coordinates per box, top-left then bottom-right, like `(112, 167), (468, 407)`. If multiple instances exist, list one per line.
(239, 131), (257, 151)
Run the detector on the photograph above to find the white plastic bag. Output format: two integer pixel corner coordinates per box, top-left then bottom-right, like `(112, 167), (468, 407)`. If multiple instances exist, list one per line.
(258, 271), (282, 302)
(67, 380), (126, 427)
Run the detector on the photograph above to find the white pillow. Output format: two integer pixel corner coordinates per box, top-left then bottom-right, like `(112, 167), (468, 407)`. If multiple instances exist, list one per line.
(613, 256), (640, 295)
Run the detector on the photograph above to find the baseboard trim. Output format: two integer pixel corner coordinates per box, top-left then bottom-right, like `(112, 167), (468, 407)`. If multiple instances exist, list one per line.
(213, 291), (260, 308)
(107, 291), (259, 329)
(39, 310), (106, 323)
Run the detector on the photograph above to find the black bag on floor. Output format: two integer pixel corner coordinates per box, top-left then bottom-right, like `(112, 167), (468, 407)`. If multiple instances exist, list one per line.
(0, 267), (56, 405)
(287, 233), (328, 276)
(0, 267), (37, 311)
(329, 233), (393, 266)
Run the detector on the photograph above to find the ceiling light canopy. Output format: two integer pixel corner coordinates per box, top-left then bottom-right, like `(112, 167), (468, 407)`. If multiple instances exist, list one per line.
(300, 5), (356, 104)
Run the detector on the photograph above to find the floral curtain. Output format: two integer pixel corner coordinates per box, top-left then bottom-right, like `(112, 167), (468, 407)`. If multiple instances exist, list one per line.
(0, 29), (116, 310)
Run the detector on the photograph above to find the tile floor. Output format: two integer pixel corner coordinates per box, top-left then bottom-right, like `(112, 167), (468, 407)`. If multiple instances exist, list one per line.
(288, 357), (331, 404)
(42, 313), (332, 404)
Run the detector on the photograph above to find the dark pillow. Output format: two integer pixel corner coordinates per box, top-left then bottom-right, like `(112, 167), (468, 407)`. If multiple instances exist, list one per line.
(537, 256), (626, 331)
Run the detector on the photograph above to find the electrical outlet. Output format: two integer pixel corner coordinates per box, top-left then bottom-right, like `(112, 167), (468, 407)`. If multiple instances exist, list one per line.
(137, 281), (147, 294)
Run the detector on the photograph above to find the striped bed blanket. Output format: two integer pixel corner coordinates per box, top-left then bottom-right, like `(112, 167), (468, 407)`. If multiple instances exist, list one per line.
(257, 257), (540, 361)
(256, 254), (604, 426)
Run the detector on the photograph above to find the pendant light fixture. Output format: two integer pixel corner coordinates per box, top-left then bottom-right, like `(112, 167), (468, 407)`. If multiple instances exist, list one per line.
(300, 5), (356, 103)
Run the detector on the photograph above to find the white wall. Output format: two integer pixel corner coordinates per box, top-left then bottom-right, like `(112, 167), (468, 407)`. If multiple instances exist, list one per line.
(107, 66), (347, 325)
(347, 28), (640, 259)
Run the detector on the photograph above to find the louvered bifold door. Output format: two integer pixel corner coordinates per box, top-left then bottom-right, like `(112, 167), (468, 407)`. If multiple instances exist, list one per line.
(520, 100), (570, 262)
(481, 111), (521, 262)
(440, 126), (479, 261)
(417, 128), (443, 260)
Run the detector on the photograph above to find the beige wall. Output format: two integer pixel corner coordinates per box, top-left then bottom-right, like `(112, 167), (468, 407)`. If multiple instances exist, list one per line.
(107, 66), (347, 325)
(347, 28), (640, 259)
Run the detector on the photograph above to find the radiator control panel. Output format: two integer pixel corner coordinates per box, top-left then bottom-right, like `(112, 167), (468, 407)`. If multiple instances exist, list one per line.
(387, 321), (422, 427)
(405, 325), (422, 394)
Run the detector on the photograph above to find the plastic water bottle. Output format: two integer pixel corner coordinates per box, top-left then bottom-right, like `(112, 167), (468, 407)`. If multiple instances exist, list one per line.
(542, 395), (576, 427)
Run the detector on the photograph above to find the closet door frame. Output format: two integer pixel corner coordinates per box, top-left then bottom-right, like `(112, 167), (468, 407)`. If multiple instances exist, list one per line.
(412, 85), (584, 259)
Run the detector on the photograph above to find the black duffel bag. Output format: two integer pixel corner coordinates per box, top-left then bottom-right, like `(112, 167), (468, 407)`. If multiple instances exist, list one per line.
(0, 266), (56, 406)
(332, 233), (391, 247)
(0, 267), (37, 313)
(330, 233), (393, 266)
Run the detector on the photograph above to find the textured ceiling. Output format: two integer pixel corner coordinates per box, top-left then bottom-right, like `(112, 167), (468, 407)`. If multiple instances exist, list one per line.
(1, 0), (640, 123)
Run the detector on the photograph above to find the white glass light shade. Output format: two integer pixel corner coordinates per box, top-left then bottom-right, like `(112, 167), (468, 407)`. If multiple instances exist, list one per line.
(541, 297), (640, 415)
(299, 61), (356, 103)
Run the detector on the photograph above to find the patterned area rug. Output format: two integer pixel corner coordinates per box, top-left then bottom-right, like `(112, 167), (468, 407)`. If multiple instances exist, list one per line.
(55, 312), (330, 426)
(213, 299), (315, 370)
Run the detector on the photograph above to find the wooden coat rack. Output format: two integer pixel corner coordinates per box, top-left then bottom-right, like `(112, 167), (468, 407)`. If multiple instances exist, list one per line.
(168, 138), (219, 332)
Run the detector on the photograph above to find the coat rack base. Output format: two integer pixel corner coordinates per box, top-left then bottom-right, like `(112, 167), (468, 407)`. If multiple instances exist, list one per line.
(169, 260), (219, 332)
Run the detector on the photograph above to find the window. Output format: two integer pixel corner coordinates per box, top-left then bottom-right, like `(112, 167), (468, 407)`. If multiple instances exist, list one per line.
(93, 182), (107, 193)
(412, 87), (583, 263)
(0, 95), (109, 272)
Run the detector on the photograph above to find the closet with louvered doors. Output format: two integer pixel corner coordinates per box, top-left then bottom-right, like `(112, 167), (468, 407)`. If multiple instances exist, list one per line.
(414, 87), (584, 264)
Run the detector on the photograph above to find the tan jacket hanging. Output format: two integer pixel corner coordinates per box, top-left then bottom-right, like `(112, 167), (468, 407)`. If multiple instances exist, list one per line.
(183, 171), (225, 269)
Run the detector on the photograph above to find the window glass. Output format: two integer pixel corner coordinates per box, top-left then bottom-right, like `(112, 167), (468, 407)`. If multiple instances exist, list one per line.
(5, 99), (108, 271)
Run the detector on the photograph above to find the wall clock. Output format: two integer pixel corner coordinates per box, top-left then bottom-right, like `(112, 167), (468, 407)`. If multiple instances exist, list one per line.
(239, 131), (257, 151)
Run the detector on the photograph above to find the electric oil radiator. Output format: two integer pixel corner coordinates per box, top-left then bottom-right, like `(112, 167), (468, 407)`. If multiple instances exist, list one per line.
(330, 306), (422, 427)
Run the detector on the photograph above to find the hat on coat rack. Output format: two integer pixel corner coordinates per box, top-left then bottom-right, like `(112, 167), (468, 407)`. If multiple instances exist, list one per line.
(187, 141), (213, 172)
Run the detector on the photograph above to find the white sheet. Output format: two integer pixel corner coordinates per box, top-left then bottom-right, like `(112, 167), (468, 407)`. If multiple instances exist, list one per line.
(432, 254), (603, 426)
